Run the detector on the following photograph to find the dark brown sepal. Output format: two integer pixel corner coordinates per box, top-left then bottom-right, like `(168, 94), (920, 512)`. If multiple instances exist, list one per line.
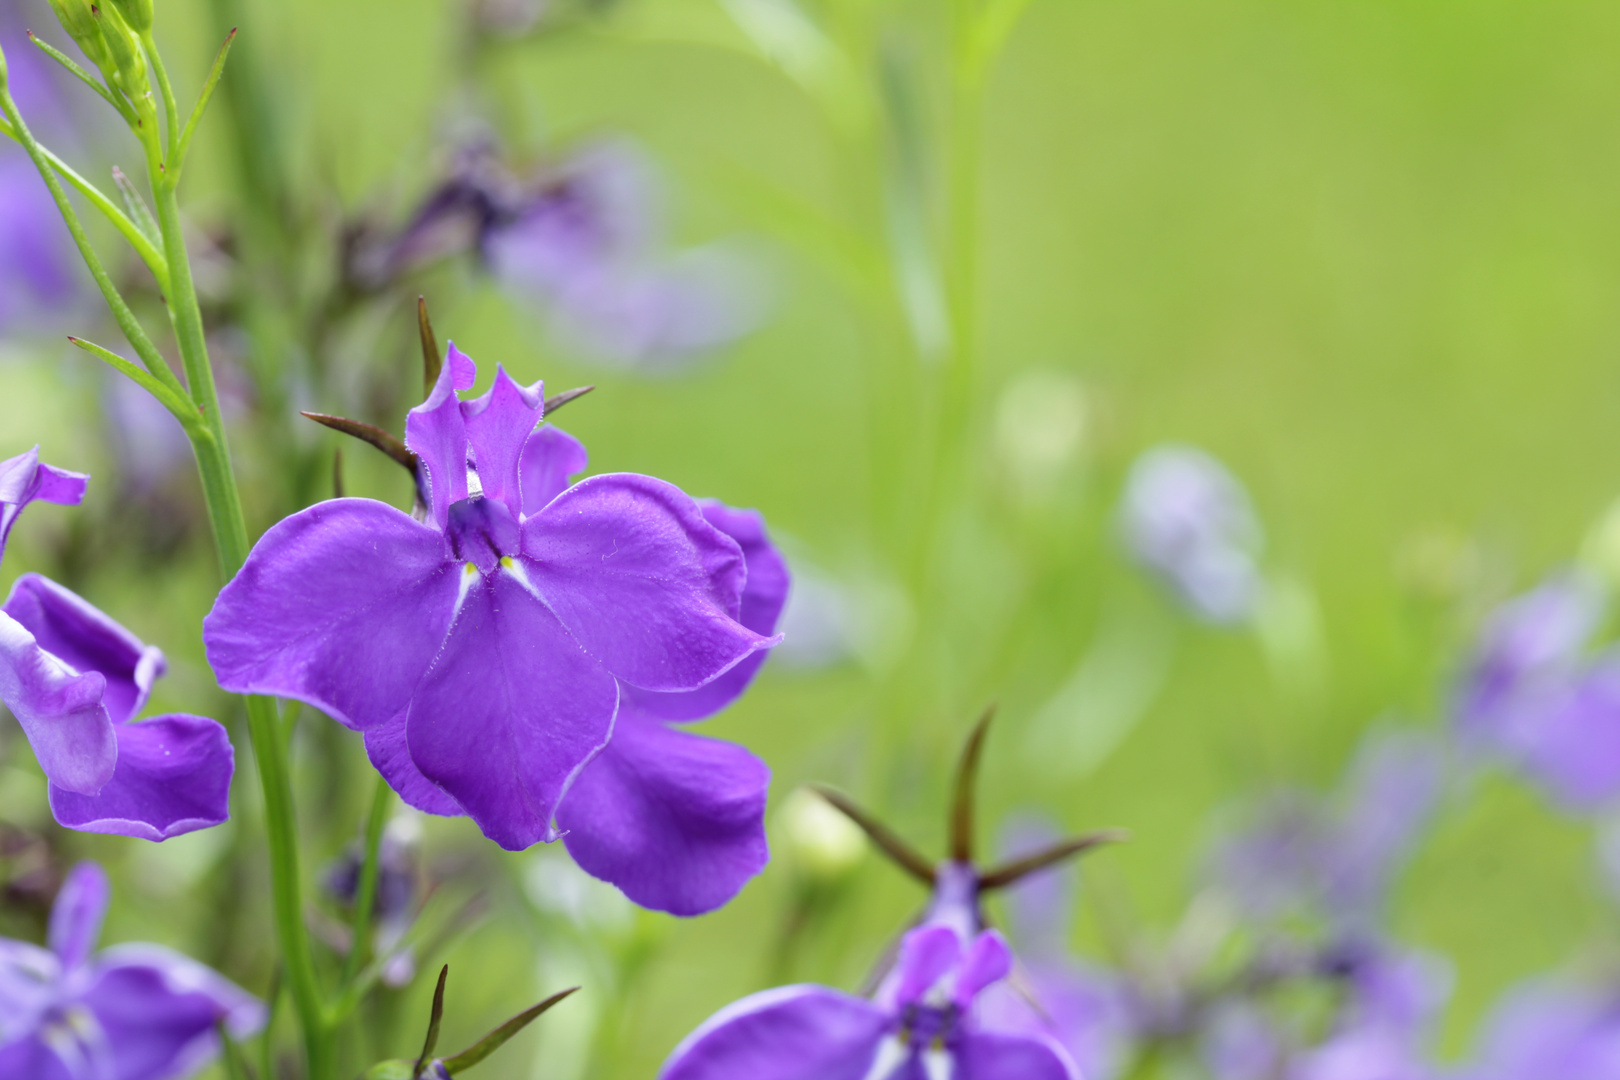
(977, 829), (1130, 892)
(948, 704), (996, 864)
(418, 296), (442, 397)
(542, 384), (595, 418)
(809, 784), (936, 885)
(412, 964), (450, 1079)
(301, 412), (416, 473)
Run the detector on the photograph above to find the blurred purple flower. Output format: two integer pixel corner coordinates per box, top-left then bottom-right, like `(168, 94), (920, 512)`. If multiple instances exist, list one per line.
(1119, 445), (1263, 624)
(0, 861), (263, 1078)
(324, 816), (422, 987)
(0, 450), (234, 840)
(102, 377), (191, 493)
(0, 159), (78, 335)
(204, 346), (780, 891)
(1210, 728), (1445, 928)
(662, 920), (1077, 1080)
(1463, 980), (1620, 1080)
(1287, 941), (1447, 1080)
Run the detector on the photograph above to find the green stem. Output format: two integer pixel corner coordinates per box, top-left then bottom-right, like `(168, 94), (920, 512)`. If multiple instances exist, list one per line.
(341, 775), (394, 987)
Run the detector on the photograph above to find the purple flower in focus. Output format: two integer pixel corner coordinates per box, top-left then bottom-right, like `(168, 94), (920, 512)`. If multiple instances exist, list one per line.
(0, 861), (263, 1078)
(203, 346), (780, 905)
(1119, 445), (1264, 624)
(662, 919), (1077, 1080)
(0, 449), (235, 840)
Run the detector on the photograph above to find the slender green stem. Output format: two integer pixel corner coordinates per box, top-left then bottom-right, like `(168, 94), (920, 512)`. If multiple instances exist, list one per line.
(142, 32), (182, 162)
(341, 775), (394, 987)
(0, 99), (179, 392)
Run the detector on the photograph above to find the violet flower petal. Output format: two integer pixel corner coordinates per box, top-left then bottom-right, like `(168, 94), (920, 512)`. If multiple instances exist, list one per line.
(894, 924), (962, 1007)
(625, 501), (791, 723)
(362, 710), (465, 817)
(1516, 651), (1620, 810)
(0, 609), (118, 795)
(660, 985), (889, 1080)
(522, 475), (778, 692)
(81, 944), (265, 1080)
(954, 1031), (1078, 1080)
(405, 344), (477, 527)
(462, 365), (544, 519)
(405, 572), (617, 850)
(557, 709), (769, 915)
(4, 573), (165, 725)
(0, 938), (60, 1037)
(953, 931), (1013, 1009)
(203, 499), (460, 731)
(1466, 981), (1620, 1080)
(47, 862), (108, 971)
(48, 716), (234, 841)
(0, 1039), (73, 1080)
(0, 447), (88, 562)
(519, 425), (589, 515)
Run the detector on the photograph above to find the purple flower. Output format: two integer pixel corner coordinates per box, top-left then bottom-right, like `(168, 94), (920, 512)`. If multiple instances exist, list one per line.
(203, 346), (779, 879)
(556, 499), (789, 914)
(0, 450), (235, 841)
(482, 141), (761, 368)
(1119, 445), (1263, 624)
(1462, 980), (1620, 1080)
(0, 861), (263, 1078)
(661, 921), (1077, 1080)
(0, 158), (78, 334)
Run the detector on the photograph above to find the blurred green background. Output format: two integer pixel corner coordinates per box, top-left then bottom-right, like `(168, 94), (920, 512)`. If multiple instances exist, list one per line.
(5, 0), (1620, 1075)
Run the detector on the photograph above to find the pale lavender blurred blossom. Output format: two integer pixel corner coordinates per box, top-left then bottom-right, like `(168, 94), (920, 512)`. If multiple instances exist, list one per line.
(1463, 981), (1620, 1080)
(0, 158), (78, 335)
(1119, 445), (1264, 624)
(101, 377), (190, 492)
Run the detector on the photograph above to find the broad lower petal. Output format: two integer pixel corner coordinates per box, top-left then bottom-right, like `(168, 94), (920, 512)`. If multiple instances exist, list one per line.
(660, 986), (888, 1080)
(363, 709), (465, 817)
(204, 499), (460, 731)
(82, 943), (264, 1080)
(49, 716), (234, 841)
(463, 364), (544, 518)
(406, 572), (617, 850)
(0, 1039), (75, 1080)
(954, 1031), (1078, 1080)
(624, 501), (790, 722)
(406, 343), (477, 528)
(48, 861), (108, 970)
(519, 425), (589, 515)
(557, 710), (769, 915)
(522, 475), (777, 693)
(0, 610), (117, 795)
(4, 574), (165, 724)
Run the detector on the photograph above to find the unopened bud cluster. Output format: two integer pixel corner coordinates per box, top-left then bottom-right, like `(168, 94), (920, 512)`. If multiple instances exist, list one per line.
(47, 0), (153, 121)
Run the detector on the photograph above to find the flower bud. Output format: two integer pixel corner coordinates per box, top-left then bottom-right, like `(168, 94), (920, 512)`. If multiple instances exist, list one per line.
(47, 0), (112, 72)
(778, 787), (865, 880)
(109, 0), (153, 33)
(90, 2), (147, 102)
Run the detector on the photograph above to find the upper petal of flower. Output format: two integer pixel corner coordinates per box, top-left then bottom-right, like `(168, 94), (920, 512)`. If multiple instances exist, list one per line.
(0, 610), (118, 795)
(623, 501), (790, 723)
(557, 707), (770, 915)
(519, 424), (589, 516)
(522, 475), (779, 693)
(660, 985), (889, 1080)
(953, 1031), (1079, 1080)
(405, 343), (477, 528)
(48, 716), (234, 842)
(953, 931), (1013, 1010)
(0, 938), (61, 1045)
(362, 709), (465, 818)
(204, 499), (461, 731)
(463, 364), (544, 519)
(48, 862), (108, 972)
(893, 924), (963, 1008)
(0, 446), (88, 562)
(405, 571), (617, 850)
(4, 574), (165, 725)
(80, 943), (264, 1080)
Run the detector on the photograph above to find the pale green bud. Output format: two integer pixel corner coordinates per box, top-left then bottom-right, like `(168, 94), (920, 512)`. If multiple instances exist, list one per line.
(46, 0), (112, 71)
(109, 0), (153, 34)
(778, 787), (865, 879)
(90, 2), (147, 101)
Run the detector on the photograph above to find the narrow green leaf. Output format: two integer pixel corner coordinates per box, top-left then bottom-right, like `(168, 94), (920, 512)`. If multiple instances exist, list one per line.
(413, 965), (450, 1078)
(171, 27), (235, 176)
(68, 336), (208, 441)
(27, 30), (132, 121)
(439, 987), (580, 1073)
(111, 165), (162, 250)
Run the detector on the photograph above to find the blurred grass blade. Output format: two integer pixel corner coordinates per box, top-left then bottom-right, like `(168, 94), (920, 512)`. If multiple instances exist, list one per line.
(440, 987), (580, 1073)
(948, 705), (996, 863)
(413, 965), (450, 1077)
(978, 830), (1129, 891)
(216, 1020), (255, 1080)
(716, 0), (868, 133)
(809, 785), (935, 884)
(880, 46), (950, 361)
